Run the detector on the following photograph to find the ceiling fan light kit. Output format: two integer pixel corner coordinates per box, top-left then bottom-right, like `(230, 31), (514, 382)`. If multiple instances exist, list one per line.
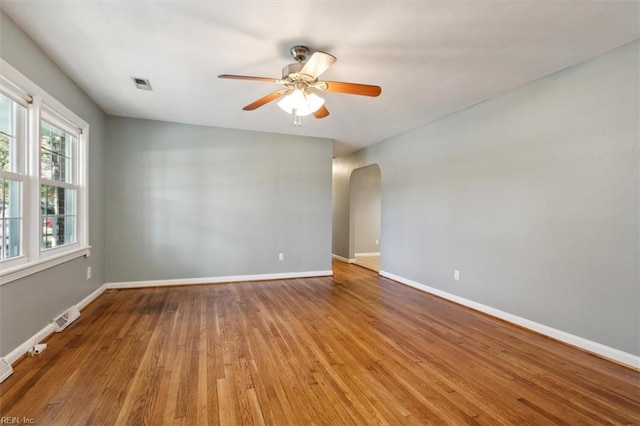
(219, 45), (382, 126)
(277, 89), (325, 120)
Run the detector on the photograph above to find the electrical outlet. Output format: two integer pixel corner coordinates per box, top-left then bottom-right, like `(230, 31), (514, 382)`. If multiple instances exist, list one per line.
(375, 239), (379, 246)
(87, 266), (92, 280)
(278, 253), (284, 261)
(454, 270), (460, 280)
(28, 343), (47, 356)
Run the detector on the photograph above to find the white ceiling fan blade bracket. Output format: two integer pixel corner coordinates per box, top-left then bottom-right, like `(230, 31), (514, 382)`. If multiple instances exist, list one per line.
(312, 81), (329, 91)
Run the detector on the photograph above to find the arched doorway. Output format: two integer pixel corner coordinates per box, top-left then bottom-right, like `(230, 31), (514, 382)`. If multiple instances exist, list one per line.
(349, 164), (381, 272)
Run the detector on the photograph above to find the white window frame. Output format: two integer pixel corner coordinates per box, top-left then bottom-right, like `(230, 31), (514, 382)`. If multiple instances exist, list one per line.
(0, 59), (89, 285)
(0, 83), (28, 264)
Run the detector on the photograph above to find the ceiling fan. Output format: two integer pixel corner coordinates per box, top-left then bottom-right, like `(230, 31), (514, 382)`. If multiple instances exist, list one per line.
(218, 45), (382, 125)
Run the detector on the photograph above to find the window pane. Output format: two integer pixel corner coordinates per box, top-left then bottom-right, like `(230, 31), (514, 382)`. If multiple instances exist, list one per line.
(0, 93), (26, 173)
(0, 133), (9, 172)
(0, 94), (13, 136)
(1, 218), (22, 259)
(40, 149), (52, 180)
(40, 185), (76, 249)
(40, 121), (74, 183)
(1, 178), (22, 259)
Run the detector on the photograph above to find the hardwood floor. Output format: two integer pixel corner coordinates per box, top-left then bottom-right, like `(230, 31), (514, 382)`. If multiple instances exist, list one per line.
(354, 255), (380, 272)
(1, 261), (639, 425)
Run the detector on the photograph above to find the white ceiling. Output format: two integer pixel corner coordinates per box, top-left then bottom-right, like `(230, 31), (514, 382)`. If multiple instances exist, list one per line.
(2, 1), (638, 157)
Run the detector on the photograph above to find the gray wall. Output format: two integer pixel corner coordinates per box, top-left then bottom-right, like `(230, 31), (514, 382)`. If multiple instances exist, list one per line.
(0, 12), (106, 357)
(333, 41), (639, 356)
(105, 117), (332, 282)
(351, 164), (381, 255)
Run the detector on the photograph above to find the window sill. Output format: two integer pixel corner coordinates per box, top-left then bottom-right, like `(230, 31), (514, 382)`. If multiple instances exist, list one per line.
(0, 245), (91, 285)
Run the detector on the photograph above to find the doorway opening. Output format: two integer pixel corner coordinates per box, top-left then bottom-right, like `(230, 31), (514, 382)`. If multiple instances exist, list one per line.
(349, 164), (381, 272)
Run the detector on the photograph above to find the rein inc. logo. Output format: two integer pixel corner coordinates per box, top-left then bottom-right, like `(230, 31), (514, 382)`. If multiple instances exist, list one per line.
(0, 418), (35, 424)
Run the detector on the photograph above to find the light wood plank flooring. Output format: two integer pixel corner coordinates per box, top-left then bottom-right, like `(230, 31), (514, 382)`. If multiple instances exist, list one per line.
(1, 261), (639, 425)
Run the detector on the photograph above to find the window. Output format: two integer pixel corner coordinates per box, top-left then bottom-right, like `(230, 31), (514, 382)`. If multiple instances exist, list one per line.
(0, 92), (26, 261)
(40, 120), (78, 249)
(0, 60), (89, 284)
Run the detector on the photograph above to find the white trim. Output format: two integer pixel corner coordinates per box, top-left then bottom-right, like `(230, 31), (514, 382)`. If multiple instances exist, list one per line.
(355, 252), (381, 257)
(2, 271), (333, 365)
(41, 104), (82, 135)
(0, 59), (87, 129)
(77, 284), (107, 310)
(379, 270), (640, 370)
(3, 284), (105, 365)
(4, 323), (55, 365)
(0, 170), (25, 181)
(39, 178), (78, 190)
(105, 270), (334, 289)
(0, 58), (90, 278)
(0, 246), (90, 285)
(331, 254), (355, 264)
(0, 358), (13, 383)
(26, 95), (41, 263)
(0, 68), (32, 106)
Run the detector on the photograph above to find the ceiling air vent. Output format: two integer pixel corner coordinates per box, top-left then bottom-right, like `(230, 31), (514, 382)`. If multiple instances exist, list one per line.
(132, 77), (152, 91)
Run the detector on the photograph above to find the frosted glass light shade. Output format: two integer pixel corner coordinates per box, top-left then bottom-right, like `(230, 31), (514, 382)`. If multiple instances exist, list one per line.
(277, 89), (324, 116)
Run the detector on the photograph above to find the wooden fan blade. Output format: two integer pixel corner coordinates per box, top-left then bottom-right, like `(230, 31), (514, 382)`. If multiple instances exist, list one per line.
(313, 105), (330, 119)
(243, 90), (288, 111)
(300, 52), (337, 79)
(322, 81), (382, 97)
(218, 74), (280, 83)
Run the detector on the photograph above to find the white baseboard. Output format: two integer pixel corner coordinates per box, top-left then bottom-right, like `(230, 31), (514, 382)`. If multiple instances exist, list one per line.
(2, 271), (333, 369)
(4, 323), (55, 366)
(355, 252), (381, 257)
(2, 284), (106, 368)
(77, 284), (107, 310)
(332, 254), (355, 263)
(105, 270), (333, 289)
(379, 270), (640, 370)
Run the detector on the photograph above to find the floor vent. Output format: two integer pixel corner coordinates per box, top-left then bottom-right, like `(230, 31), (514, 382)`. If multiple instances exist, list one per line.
(0, 358), (13, 383)
(53, 306), (81, 332)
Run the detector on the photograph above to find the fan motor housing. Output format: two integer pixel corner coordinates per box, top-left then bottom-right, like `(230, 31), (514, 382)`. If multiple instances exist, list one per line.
(282, 63), (316, 83)
(282, 63), (303, 79)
